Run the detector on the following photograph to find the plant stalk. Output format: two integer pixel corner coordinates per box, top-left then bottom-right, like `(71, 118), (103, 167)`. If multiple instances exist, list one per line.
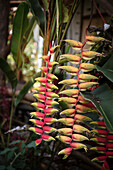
(7, 88), (16, 146)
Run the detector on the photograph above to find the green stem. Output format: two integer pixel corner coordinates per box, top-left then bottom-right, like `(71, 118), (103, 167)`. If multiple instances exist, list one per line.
(0, 131), (5, 147)
(47, 141), (60, 170)
(7, 88), (16, 146)
(10, 152), (21, 166)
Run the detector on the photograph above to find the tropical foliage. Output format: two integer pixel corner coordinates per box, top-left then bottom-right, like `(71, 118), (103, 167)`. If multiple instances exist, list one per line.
(0, 0), (113, 170)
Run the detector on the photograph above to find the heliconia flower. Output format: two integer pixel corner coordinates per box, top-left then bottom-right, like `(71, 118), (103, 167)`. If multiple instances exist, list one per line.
(92, 156), (106, 162)
(90, 146), (106, 153)
(35, 77), (47, 83)
(48, 61), (58, 68)
(59, 89), (79, 97)
(74, 114), (92, 122)
(106, 143), (113, 149)
(43, 126), (56, 133)
(76, 104), (92, 113)
(90, 138), (107, 144)
(58, 128), (72, 136)
(60, 109), (75, 117)
(72, 134), (89, 141)
(58, 118), (74, 126)
(80, 63), (96, 72)
(90, 121), (106, 127)
(46, 83), (58, 90)
(58, 79), (78, 87)
(86, 36), (105, 45)
(29, 127), (43, 135)
(46, 92), (59, 98)
(44, 108), (58, 115)
(78, 95), (89, 103)
(41, 134), (55, 141)
(41, 67), (49, 73)
(59, 97), (77, 104)
(33, 94), (46, 102)
(35, 138), (42, 146)
(47, 73), (58, 80)
(102, 160), (110, 170)
(34, 86), (46, 93)
(44, 118), (57, 124)
(41, 55), (50, 62)
(56, 135), (72, 144)
(30, 112), (44, 119)
(49, 45), (60, 54)
(79, 82), (99, 91)
(60, 54), (80, 64)
(106, 151), (113, 157)
(64, 39), (83, 50)
(45, 100), (59, 107)
(29, 119), (44, 127)
(107, 135), (113, 140)
(59, 66), (78, 75)
(78, 74), (98, 82)
(82, 51), (103, 60)
(58, 147), (72, 159)
(73, 124), (90, 133)
(31, 102), (45, 110)
(70, 142), (87, 152)
(91, 129), (107, 136)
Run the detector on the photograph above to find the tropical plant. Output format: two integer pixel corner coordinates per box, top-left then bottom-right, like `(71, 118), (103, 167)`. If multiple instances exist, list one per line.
(29, 1), (113, 170)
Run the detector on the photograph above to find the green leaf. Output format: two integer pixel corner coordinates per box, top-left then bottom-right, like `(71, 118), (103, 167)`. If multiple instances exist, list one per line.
(0, 58), (17, 89)
(22, 16), (37, 51)
(9, 140), (22, 146)
(7, 151), (14, 162)
(82, 84), (113, 132)
(15, 80), (34, 107)
(0, 148), (10, 155)
(28, 0), (45, 35)
(0, 166), (6, 170)
(7, 166), (15, 170)
(11, 2), (29, 67)
(42, 0), (49, 11)
(26, 141), (36, 148)
(96, 54), (113, 82)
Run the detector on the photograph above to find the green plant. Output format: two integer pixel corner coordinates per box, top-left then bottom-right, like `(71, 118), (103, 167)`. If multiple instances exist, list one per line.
(29, 2), (113, 170)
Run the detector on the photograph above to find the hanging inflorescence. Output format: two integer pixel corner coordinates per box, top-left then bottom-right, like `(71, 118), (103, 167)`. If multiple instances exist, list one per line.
(56, 35), (106, 159)
(29, 46), (60, 145)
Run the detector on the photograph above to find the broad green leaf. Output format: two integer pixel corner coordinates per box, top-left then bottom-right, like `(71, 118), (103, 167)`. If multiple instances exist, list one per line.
(96, 54), (113, 82)
(28, 0), (45, 35)
(11, 2), (29, 67)
(82, 84), (113, 132)
(26, 141), (36, 148)
(9, 140), (22, 146)
(15, 80), (34, 107)
(7, 151), (14, 162)
(0, 58), (17, 89)
(22, 16), (37, 51)
(7, 166), (15, 170)
(0, 166), (6, 170)
(0, 148), (10, 155)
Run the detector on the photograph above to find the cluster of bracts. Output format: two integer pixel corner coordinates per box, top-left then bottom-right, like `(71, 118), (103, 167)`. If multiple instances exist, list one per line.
(29, 35), (113, 169)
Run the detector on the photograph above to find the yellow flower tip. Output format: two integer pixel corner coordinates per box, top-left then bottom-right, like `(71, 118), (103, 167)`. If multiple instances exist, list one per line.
(29, 127), (34, 131)
(56, 135), (59, 139)
(84, 146), (88, 152)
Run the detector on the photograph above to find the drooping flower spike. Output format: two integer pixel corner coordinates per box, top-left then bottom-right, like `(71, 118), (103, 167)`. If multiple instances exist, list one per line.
(57, 34), (104, 160)
(29, 45), (60, 145)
